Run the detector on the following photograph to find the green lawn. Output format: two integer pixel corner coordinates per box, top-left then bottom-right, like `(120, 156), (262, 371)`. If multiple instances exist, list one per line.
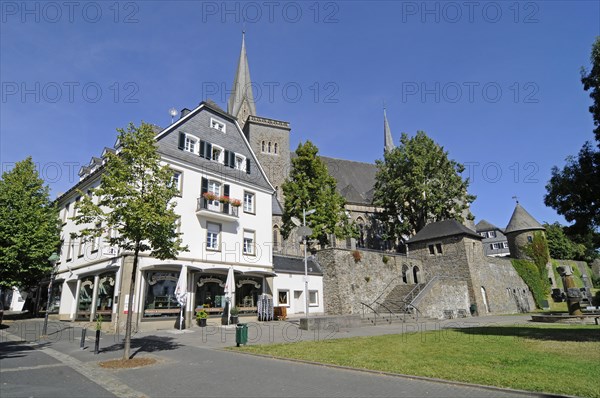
(233, 325), (600, 397)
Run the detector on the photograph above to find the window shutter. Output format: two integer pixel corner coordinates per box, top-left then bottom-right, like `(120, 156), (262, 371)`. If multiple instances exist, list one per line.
(206, 143), (212, 159)
(201, 177), (208, 194)
(199, 140), (206, 158)
(224, 150), (230, 167)
(178, 132), (185, 150)
(223, 184), (230, 213)
(229, 151), (235, 169)
(246, 159), (251, 174)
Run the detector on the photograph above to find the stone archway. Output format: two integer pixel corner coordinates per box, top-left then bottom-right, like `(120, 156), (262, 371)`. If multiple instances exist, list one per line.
(412, 266), (420, 284)
(402, 264), (409, 284)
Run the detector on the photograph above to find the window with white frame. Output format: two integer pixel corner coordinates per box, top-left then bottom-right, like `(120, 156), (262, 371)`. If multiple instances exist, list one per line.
(278, 290), (289, 306)
(62, 203), (70, 223)
(488, 231), (497, 238)
(66, 239), (73, 261)
(243, 191), (255, 213)
(78, 237), (85, 257)
(502, 241), (509, 249)
(309, 290), (319, 306)
(211, 145), (223, 163)
(206, 222), (221, 250)
(207, 180), (221, 205)
(235, 154), (246, 171)
(170, 170), (182, 193)
(210, 118), (226, 133)
(73, 196), (81, 217)
(184, 135), (197, 153)
(243, 230), (255, 255)
(91, 223), (101, 252)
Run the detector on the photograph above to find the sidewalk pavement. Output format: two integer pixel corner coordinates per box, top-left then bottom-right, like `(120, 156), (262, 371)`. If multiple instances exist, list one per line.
(0, 315), (546, 398)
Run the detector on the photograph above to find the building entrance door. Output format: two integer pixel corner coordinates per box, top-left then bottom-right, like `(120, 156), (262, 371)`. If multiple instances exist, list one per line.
(294, 291), (303, 313)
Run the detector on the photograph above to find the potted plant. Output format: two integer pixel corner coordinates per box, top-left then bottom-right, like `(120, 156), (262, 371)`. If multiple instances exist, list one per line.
(230, 306), (240, 324)
(202, 192), (218, 201)
(196, 309), (208, 327)
(219, 195), (230, 204)
(230, 198), (242, 207)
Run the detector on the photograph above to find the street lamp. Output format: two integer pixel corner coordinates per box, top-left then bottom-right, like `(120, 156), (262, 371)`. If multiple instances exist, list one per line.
(291, 208), (316, 318)
(42, 252), (60, 336)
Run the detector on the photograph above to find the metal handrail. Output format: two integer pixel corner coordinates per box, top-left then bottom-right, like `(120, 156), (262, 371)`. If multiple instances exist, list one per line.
(369, 275), (401, 307)
(360, 302), (380, 325)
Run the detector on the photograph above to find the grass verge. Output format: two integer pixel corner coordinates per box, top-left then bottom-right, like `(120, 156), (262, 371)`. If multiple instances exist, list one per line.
(232, 324), (600, 397)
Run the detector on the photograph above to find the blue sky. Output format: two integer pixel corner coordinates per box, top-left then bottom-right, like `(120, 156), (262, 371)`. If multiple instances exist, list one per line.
(1, 1), (598, 229)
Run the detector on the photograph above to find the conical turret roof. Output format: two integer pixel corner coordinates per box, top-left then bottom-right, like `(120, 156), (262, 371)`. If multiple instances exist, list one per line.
(504, 203), (544, 234)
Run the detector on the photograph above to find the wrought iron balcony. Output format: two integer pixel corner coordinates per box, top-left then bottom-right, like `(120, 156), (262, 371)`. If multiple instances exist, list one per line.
(196, 197), (239, 222)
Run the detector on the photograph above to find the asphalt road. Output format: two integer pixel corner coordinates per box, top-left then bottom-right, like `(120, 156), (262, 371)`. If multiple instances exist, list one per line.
(0, 318), (548, 398)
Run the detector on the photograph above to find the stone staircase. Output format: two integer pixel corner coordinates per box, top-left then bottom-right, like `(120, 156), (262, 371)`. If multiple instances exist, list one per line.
(360, 283), (433, 326)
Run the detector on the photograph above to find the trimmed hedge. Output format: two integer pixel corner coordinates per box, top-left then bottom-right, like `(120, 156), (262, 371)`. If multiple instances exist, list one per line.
(512, 259), (548, 309)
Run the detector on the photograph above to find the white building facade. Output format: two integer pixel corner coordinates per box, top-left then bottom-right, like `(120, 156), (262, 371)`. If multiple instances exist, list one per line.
(53, 101), (276, 331)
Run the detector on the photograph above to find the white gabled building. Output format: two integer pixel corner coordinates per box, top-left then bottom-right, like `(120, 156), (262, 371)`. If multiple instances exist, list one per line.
(53, 100), (276, 331)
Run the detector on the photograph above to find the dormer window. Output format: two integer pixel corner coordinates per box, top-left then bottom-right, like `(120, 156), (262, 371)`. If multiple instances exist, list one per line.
(235, 154), (246, 171)
(184, 135), (198, 153)
(211, 145), (223, 162)
(210, 118), (226, 133)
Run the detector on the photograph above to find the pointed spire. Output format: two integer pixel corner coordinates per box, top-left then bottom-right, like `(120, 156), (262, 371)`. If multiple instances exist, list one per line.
(228, 31), (256, 127)
(383, 105), (395, 152)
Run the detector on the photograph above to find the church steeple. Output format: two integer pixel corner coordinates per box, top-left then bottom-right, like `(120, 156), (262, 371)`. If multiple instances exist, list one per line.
(384, 106), (395, 152)
(228, 31), (257, 128)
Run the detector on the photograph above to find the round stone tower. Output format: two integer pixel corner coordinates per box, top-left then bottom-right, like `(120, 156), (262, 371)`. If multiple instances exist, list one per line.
(504, 203), (546, 259)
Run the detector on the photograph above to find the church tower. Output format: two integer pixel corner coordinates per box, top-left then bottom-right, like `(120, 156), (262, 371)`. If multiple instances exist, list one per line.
(228, 32), (257, 128)
(384, 107), (395, 153)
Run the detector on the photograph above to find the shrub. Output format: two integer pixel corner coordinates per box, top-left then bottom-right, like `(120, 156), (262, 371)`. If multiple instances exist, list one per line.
(512, 259), (548, 309)
(352, 250), (361, 263)
(382, 255), (390, 264)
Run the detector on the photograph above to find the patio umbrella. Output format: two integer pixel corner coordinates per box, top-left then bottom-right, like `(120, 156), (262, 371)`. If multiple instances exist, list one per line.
(174, 265), (188, 330)
(224, 266), (235, 325)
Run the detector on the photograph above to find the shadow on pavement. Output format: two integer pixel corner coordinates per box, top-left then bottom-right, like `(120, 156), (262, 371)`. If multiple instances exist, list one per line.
(0, 341), (51, 360)
(101, 335), (182, 359)
(456, 325), (600, 342)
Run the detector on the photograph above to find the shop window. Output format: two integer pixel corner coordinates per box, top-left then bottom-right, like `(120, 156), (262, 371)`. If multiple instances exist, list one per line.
(96, 272), (115, 321)
(76, 277), (94, 320)
(143, 271), (181, 318)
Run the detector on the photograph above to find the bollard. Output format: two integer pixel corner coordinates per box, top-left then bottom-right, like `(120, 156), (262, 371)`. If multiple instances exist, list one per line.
(80, 329), (86, 349)
(94, 330), (100, 355)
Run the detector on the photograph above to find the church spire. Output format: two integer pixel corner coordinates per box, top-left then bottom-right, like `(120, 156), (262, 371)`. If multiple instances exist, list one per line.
(228, 31), (256, 127)
(383, 105), (395, 152)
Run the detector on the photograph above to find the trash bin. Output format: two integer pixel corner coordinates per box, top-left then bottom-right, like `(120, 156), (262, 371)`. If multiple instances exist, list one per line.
(236, 323), (248, 347)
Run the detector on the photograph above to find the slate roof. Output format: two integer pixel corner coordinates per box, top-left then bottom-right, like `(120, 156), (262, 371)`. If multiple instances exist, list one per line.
(272, 196), (283, 216)
(319, 156), (378, 205)
(155, 101), (273, 191)
(407, 219), (483, 244)
(475, 219), (498, 232)
(273, 255), (322, 275)
(504, 203), (544, 234)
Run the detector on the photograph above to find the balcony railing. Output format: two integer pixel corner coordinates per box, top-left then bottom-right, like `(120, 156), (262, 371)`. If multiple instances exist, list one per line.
(196, 197), (239, 221)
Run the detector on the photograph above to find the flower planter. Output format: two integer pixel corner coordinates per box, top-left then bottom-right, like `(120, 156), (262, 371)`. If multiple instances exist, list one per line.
(197, 318), (207, 327)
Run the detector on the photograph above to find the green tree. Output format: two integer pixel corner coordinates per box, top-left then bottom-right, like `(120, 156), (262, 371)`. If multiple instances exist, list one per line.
(543, 222), (586, 261)
(0, 157), (61, 290)
(281, 141), (355, 247)
(581, 36), (600, 143)
(74, 122), (187, 360)
(373, 131), (475, 243)
(545, 37), (600, 259)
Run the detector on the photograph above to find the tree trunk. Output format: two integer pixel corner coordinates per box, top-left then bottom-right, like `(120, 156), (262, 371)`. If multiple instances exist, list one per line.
(123, 246), (139, 360)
